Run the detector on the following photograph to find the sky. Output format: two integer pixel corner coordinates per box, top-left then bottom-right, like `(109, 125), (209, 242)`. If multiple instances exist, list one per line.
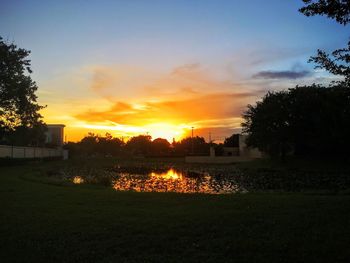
(0, 0), (348, 142)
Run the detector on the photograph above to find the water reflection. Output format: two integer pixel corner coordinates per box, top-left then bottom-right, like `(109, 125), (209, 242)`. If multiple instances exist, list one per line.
(73, 176), (84, 184)
(113, 168), (238, 194)
(151, 169), (182, 180)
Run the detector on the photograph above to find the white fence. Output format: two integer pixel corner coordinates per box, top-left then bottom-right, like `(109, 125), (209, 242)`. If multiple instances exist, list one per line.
(0, 145), (68, 159)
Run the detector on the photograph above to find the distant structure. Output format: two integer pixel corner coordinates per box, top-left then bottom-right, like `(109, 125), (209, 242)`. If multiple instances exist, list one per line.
(186, 134), (263, 164)
(45, 124), (65, 147)
(223, 135), (261, 158)
(0, 123), (68, 160)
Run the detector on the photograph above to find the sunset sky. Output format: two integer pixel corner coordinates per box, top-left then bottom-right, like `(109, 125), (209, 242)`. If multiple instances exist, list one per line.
(0, 0), (348, 142)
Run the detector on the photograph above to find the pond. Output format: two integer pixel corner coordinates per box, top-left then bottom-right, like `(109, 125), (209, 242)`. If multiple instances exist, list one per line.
(71, 167), (240, 194)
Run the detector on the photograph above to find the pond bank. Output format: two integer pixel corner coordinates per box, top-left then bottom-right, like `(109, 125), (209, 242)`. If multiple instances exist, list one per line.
(1, 162), (350, 262)
(39, 157), (350, 193)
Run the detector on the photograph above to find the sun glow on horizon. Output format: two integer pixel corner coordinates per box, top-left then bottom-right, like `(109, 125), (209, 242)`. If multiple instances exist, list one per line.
(39, 61), (252, 143)
(72, 121), (191, 142)
(145, 123), (190, 142)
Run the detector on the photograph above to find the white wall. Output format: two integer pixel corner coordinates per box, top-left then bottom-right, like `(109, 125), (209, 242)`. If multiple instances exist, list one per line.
(0, 145), (67, 159)
(239, 135), (263, 158)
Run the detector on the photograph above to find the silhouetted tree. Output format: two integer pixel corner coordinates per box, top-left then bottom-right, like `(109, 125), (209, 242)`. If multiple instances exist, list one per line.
(299, 0), (350, 25)
(224, 134), (239, 147)
(299, 0), (350, 86)
(308, 42), (350, 85)
(150, 138), (171, 156)
(242, 86), (350, 159)
(242, 91), (293, 159)
(173, 136), (209, 156)
(96, 133), (124, 156)
(0, 37), (46, 145)
(63, 141), (80, 156)
(125, 135), (152, 155)
(79, 133), (98, 156)
(66, 133), (124, 157)
(287, 85), (350, 156)
(8, 123), (47, 146)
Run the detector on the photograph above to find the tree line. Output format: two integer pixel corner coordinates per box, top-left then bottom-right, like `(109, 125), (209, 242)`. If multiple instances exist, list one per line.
(64, 133), (216, 157)
(64, 132), (244, 157)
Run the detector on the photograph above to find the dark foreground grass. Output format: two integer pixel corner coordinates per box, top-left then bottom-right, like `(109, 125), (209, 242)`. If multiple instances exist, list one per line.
(1, 162), (350, 263)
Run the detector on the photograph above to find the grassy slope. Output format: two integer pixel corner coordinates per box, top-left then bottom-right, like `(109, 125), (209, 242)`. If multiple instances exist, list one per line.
(1, 162), (350, 263)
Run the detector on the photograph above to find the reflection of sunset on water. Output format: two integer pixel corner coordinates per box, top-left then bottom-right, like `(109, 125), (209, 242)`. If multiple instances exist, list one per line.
(72, 176), (84, 184)
(112, 168), (238, 194)
(150, 169), (182, 180)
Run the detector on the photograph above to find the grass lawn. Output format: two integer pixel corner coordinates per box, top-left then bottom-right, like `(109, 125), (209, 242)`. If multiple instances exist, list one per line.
(1, 160), (350, 262)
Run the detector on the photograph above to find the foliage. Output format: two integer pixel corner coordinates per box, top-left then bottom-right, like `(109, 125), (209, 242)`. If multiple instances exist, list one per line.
(299, 0), (350, 25)
(65, 133), (124, 157)
(224, 134), (239, 147)
(299, 0), (350, 86)
(66, 133), (213, 157)
(242, 85), (350, 159)
(0, 37), (46, 145)
(150, 138), (171, 156)
(242, 90), (292, 158)
(308, 41), (350, 86)
(7, 122), (47, 146)
(97, 133), (124, 155)
(125, 134), (152, 155)
(172, 136), (210, 156)
(243, 2), (350, 159)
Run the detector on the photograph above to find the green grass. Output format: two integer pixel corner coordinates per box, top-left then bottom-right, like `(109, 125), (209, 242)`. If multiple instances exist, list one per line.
(1, 160), (350, 262)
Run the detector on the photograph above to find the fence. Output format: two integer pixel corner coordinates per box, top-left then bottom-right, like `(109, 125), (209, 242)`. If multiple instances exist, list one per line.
(0, 145), (68, 159)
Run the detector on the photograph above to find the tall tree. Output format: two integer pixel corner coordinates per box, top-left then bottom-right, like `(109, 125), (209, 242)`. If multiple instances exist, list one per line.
(125, 135), (152, 155)
(172, 136), (209, 156)
(299, 0), (350, 86)
(150, 138), (171, 156)
(242, 86), (350, 159)
(224, 134), (239, 147)
(242, 91), (292, 159)
(0, 37), (46, 145)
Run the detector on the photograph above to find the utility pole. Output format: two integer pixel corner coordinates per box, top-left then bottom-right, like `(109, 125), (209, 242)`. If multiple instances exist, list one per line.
(191, 127), (194, 154)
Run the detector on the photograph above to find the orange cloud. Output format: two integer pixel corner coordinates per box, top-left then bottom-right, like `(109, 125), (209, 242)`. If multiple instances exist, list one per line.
(43, 63), (265, 141)
(73, 90), (262, 142)
(76, 92), (257, 123)
(87, 63), (255, 101)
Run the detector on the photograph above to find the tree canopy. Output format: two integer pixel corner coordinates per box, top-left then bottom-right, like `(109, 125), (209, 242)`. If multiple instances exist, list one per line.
(0, 37), (46, 145)
(172, 136), (209, 156)
(307, 41), (350, 85)
(65, 133), (212, 157)
(67, 133), (124, 156)
(299, 0), (350, 25)
(242, 85), (350, 159)
(300, 0), (350, 86)
(224, 134), (239, 147)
